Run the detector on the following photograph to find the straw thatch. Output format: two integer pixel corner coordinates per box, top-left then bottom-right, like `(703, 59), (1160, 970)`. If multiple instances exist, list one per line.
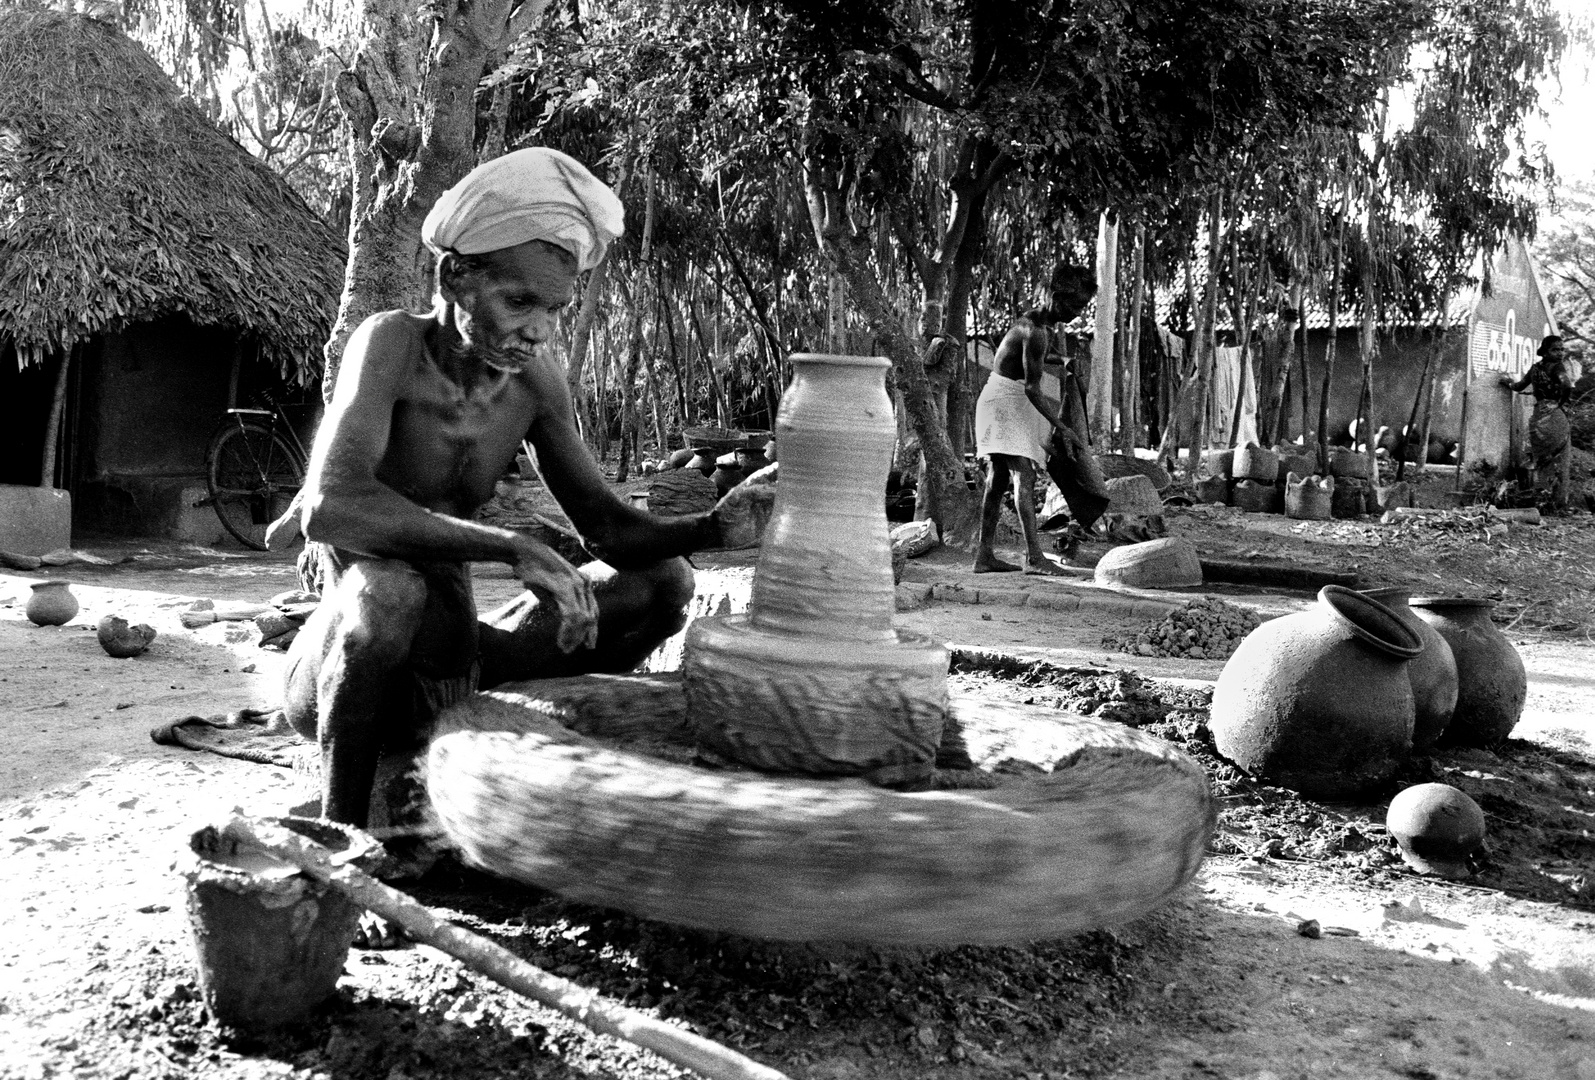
(0, 7), (344, 380)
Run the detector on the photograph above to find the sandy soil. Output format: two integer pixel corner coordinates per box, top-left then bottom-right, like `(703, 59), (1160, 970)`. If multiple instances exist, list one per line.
(2, 520), (1593, 1080)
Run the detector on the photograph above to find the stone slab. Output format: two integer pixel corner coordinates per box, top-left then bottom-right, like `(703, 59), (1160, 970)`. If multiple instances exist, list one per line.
(0, 485), (71, 556)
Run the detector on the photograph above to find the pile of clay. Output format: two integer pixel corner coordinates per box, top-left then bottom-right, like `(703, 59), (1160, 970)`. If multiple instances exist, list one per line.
(1105, 597), (1263, 660)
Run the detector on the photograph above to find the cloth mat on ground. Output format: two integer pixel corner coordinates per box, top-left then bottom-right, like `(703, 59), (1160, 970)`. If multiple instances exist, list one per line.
(150, 709), (310, 770)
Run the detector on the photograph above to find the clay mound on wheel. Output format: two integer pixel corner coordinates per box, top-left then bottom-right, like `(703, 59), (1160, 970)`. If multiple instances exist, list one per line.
(427, 674), (1216, 945)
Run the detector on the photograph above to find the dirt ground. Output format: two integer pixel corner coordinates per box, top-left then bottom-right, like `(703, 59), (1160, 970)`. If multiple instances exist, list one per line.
(2, 505), (1594, 1080)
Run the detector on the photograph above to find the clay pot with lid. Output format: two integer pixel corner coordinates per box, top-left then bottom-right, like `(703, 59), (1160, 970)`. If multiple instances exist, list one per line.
(1211, 585), (1422, 798)
(26, 581), (79, 626)
(1360, 587), (1458, 751)
(1408, 597), (1526, 748)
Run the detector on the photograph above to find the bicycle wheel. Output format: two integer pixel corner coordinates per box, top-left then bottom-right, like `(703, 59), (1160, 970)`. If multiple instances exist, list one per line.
(206, 420), (305, 551)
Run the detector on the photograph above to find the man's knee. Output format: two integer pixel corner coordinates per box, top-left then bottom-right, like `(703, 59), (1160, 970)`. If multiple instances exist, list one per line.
(329, 559), (428, 663)
(649, 557), (696, 615)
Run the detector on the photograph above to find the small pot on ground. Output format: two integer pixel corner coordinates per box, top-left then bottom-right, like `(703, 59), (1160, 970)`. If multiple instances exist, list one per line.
(25, 580), (78, 626)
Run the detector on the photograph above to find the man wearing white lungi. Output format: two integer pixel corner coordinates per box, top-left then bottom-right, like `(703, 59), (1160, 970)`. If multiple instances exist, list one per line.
(973, 264), (1095, 574)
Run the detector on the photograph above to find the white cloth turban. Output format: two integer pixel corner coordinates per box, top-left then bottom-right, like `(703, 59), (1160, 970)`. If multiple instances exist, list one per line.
(421, 147), (624, 272)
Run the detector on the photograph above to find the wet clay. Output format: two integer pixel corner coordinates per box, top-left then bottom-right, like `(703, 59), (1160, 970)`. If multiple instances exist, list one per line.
(180, 817), (377, 1032)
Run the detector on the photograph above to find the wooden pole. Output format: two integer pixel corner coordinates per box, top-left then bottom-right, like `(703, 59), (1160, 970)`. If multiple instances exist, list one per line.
(219, 818), (792, 1080)
(39, 343), (76, 488)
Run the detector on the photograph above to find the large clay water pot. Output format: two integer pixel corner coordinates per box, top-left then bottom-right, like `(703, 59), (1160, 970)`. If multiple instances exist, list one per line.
(684, 354), (947, 782)
(1360, 587), (1458, 751)
(25, 580), (79, 626)
(1407, 597), (1526, 748)
(1211, 585), (1422, 798)
(1284, 473), (1333, 520)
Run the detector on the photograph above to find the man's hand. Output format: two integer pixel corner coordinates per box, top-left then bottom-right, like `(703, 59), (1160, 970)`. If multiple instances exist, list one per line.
(710, 466), (777, 550)
(511, 538), (599, 652)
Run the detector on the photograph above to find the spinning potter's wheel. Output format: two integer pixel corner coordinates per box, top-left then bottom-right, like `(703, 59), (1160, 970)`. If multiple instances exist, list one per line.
(428, 355), (1215, 944)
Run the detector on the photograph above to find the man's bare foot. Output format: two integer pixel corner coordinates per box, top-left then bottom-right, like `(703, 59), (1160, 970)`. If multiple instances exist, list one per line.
(1023, 556), (1068, 577)
(353, 912), (407, 950)
(973, 556), (1022, 573)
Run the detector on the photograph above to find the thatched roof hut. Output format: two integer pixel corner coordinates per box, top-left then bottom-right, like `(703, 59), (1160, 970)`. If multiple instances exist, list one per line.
(0, 5), (344, 378)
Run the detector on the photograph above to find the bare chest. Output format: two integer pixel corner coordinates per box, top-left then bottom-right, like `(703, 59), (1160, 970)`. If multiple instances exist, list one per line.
(378, 366), (538, 512)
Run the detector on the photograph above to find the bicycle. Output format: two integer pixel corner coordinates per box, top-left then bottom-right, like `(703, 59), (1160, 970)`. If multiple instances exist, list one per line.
(201, 392), (310, 551)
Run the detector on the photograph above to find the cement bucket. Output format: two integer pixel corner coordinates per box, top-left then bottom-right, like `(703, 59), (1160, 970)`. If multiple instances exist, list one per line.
(180, 816), (378, 1032)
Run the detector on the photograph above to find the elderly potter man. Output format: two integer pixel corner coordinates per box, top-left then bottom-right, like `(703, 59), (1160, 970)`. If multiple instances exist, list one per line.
(280, 148), (770, 880)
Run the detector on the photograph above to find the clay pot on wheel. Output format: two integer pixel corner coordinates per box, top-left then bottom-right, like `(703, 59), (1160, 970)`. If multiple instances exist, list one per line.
(1211, 585), (1422, 798)
(1359, 587), (1458, 751)
(1407, 597), (1526, 748)
(26, 580), (78, 626)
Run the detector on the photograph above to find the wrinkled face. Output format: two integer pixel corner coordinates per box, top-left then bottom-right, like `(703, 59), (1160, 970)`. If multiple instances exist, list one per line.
(444, 240), (579, 375)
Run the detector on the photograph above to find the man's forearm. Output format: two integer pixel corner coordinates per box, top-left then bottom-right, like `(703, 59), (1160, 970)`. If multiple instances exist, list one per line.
(581, 509), (718, 569)
(303, 488), (526, 565)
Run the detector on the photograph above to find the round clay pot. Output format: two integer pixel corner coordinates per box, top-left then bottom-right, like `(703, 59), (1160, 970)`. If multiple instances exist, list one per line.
(1407, 597), (1526, 748)
(1328, 448), (1372, 480)
(1284, 473), (1333, 520)
(1359, 587), (1458, 751)
(1231, 478), (1282, 514)
(1385, 783), (1485, 879)
(1233, 444), (1280, 482)
(1210, 585), (1421, 798)
(1331, 476), (1369, 519)
(736, 446), (769, 473)
(686, 448), (718, 476)
(710, 455), (746, 496)
(25, 580), (79, 626)
(97, 613), (158, 658)
(665, 447), (695, 470)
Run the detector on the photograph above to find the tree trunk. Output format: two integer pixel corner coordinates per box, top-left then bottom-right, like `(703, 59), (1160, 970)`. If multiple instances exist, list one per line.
(1317, 190), (1350, 473)
(321, 0), (551, 399)
(1090, 212), (1119, 448)
(39, 344), (74, 488)
(803, 159), (977, 546)
(1186, 191), (1223, 475)
(1121, 225), (1147, 453)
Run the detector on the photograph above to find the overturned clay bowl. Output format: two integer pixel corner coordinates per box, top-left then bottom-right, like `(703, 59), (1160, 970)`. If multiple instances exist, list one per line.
(427, 673), (1216, 945)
